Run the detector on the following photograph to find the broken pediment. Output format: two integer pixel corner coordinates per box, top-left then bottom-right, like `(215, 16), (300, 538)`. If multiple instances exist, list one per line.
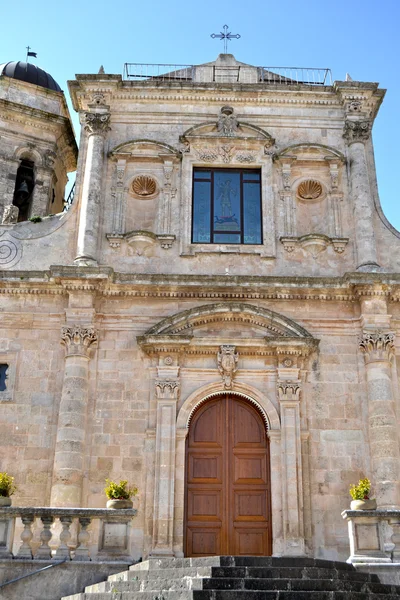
(180, 106), (275, 146)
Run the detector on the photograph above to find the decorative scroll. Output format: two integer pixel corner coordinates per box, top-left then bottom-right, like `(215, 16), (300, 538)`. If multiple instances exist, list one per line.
(359, 331), (395, 363)
(61, 326), (98, 356)
(83, 112), (111, 136)
(217, 345), (239, 389)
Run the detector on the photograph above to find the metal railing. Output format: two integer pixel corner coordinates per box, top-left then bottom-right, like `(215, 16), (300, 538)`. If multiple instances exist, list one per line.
(124, 63), (332, 86)
(0, 559), (67, 589)
(63, 181), (75, 212)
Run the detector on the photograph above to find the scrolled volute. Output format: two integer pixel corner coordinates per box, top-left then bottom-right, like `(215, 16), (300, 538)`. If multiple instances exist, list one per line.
(83, 112), (111, 136)
(343, 120), (371, 144)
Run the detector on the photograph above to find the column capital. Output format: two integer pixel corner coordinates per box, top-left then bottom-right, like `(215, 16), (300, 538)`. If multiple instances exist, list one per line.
(343, 119), (372, 144)
(155, 379), (180, 400)
(359, 330), (395, 363)
(61, 325), (98, 357)
(277, 380), (301, 402)
(83, 111), (111, 136)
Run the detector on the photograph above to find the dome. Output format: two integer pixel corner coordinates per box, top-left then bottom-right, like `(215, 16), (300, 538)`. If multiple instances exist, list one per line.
(0, 61), (61, 92)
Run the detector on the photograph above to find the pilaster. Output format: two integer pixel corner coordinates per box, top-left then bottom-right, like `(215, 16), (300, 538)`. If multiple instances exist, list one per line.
(343, 119), (380, 271)
(151, 359), (180, 556)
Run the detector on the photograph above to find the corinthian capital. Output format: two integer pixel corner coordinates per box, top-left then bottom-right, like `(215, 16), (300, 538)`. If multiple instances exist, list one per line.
(359, 331), (395, 363)
(61, 326), (98, 357)
(83, 112), (111, 136)
(277, 381), (301, 402)
(343, 120), (371, 144)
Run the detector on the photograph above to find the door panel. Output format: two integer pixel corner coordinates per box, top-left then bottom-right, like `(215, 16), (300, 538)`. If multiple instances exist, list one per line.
(185, 394), (272, 556)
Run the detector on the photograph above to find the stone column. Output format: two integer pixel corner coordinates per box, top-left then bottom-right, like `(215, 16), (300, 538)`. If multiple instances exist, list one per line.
(277, 375), (305, 555)
(344, 120), (379, 271)
(359, 331), (400, 508)
(151, 372), (180, 556)
(75, 109), (110, 266)
(50, 326), (98, 507)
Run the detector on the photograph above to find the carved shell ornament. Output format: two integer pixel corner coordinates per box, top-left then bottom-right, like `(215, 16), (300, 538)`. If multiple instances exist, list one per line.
(131, 175), (157, 198)
(297, 180), (323, 200)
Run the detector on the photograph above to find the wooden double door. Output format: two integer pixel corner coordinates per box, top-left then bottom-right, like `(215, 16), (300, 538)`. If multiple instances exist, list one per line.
(184, 394), (272, 556)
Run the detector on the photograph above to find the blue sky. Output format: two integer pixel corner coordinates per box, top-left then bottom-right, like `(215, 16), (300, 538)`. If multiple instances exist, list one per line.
(1, 0), (399, 229)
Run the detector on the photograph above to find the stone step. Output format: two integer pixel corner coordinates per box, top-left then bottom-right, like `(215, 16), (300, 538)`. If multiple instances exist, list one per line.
(128, 556), (356, 571)
(61, 591), (400, 600)
(72, 577), (400, 595)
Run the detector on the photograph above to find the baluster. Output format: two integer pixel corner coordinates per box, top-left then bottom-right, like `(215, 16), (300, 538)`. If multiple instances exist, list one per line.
(55, 516), (72, 559)
(16, 514), (34, 559)
(36, 515), (53, 559)
(390, 519), (400, 561)
(73, 517), (91, 561)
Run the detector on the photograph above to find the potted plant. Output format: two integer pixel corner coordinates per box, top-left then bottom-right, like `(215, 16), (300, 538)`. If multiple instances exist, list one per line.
(0, 472), (16, 506)
(104, 479), (137, 509)
(349, 477), (377, 510)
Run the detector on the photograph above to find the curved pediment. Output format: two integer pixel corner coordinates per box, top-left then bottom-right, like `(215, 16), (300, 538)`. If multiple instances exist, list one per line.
(144, 302), (312, 338)
(276, 143), (345, 163)
(109, 139), (180, 160)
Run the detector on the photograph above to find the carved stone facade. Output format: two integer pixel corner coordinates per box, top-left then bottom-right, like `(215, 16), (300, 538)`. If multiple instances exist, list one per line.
(0, 53), (399, 566)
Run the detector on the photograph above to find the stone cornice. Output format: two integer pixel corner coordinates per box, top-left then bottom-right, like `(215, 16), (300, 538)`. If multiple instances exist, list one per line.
(1, 269), (400, 301)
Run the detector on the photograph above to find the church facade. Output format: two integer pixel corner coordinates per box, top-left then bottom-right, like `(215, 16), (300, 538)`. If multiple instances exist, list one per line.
(0, 53), (399, 563)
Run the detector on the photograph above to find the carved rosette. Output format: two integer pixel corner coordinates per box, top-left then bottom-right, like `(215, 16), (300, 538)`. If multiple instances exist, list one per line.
(83, 112), (111, 136)
(155, 380), (180, 400)
(61, 326), (98, 357)
(343, 120), (371, 144)
(217, 345), (239, 389)
(277, 381), (301, 402)
(359, 331), (395, 363)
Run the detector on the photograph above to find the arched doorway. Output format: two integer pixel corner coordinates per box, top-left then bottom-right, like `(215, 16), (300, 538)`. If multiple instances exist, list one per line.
(184, 393), (272, 557)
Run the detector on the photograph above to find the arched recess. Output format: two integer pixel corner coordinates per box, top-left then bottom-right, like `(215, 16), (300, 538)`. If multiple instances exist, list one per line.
(107, 139), (181, 238)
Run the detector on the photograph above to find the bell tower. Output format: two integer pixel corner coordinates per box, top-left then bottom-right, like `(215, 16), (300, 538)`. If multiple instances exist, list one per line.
(0, 61), (77, 223)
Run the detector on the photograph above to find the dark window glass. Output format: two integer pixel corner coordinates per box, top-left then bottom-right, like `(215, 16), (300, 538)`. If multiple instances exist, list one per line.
(0, 364), (8, 392)
(192, 168), (262, 244)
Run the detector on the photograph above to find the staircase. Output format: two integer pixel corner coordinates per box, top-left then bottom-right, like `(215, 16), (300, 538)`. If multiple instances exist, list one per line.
(62, 556), (400, 599)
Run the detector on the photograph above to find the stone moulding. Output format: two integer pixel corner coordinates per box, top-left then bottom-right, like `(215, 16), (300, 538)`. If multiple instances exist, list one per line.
(106, 231), (176, 251)
(280, 235), (349, 257)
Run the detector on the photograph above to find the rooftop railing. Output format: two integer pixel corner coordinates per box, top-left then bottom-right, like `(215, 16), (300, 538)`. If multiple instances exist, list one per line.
(123, 63), (332, 86)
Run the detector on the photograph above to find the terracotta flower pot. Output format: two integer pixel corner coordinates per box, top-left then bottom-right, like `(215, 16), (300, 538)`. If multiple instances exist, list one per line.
(350, 498), (377, 510)
(0, 496), (12, 507)
(106, 498), (133, 509)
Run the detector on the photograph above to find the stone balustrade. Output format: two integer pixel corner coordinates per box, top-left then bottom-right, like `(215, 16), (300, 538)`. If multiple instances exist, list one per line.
(342, 509), (400, 564)
(0, 507), (137, 562)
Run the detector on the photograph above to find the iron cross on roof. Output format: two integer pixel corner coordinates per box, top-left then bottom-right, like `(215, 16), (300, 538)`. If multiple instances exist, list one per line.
(211, 25), (241, 54)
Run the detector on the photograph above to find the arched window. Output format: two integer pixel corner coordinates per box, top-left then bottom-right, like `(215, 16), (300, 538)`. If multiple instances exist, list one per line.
(13, 159), (35, 221)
